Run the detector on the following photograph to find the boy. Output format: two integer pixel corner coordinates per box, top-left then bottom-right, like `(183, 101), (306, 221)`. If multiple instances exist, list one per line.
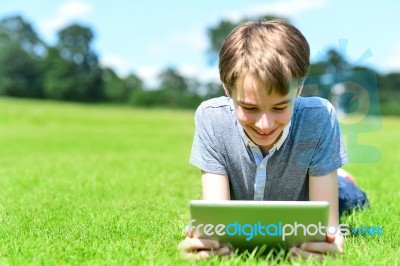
(178, 20), (368, 259)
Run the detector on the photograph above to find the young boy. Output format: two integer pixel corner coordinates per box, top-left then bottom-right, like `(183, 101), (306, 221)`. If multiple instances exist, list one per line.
(178, 20), (368, 259)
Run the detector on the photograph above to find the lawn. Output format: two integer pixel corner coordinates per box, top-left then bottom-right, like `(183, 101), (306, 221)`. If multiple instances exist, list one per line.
(0, 97), (399, 265)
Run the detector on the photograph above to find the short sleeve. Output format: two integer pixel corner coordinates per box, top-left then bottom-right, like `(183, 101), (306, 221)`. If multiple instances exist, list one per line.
(189, 104), (227, 175)
(308, 102), (348, 176)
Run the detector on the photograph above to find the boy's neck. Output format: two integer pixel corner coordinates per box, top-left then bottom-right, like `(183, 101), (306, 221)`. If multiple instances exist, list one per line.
(259, 132), (283, 157)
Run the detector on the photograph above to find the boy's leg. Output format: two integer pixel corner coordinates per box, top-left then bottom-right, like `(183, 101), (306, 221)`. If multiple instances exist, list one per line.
(337, 169), (369, 216)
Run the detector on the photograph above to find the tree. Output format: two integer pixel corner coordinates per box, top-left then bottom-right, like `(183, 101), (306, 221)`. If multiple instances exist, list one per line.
(124, 73), (144, 100)
(42, 24), (104, 102)
(130, 67), (202, 108)
(42, 46), (76, 100)
(102, 68), (126, 102)
(304, 49), (352, 99)
(102, 69), (143, 103)
(0, 15), (44, 97)
(0, 15), (45, 57)
(158, 67), (201, 108)
(377, 72), (400, 115)
(0, 43), (43, 97)
(158, 68), (187, 93)
(57, 24), (97, 70)
(203, 81), (224, 99)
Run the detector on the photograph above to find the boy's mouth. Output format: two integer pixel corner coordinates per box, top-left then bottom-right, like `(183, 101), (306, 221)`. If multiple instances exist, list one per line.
(252, 127), (277, 137)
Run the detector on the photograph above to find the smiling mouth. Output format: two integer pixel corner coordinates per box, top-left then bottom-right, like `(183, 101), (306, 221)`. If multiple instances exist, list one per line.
(252, 127), (277, 137)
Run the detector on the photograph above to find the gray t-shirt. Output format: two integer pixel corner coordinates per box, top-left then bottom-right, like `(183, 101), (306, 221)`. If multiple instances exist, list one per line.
(189, 96), (348, 201)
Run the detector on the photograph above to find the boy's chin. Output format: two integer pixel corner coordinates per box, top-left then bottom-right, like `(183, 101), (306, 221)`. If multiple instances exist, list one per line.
(248, 135), (277, 148)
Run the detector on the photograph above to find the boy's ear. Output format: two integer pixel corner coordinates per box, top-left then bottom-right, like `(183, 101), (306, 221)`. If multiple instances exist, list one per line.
(296, 86), (303, 96)
(223, 84), (231, 97)
(293, 77), (305, 96)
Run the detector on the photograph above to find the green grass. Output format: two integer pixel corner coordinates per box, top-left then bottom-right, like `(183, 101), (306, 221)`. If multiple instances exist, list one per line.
(0, 97), (399, 265)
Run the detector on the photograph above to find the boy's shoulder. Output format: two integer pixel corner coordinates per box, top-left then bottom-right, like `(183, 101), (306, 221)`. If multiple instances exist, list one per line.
(293, 96), (337, 128)
(295, 96), (333, 110)
(199, 96), (232, 109)
(194, 97), (236, 131)
(295, 96), (336, 117)
(195, 96), (234, 118)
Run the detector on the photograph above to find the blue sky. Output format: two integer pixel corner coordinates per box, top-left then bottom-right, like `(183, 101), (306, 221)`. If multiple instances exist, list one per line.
(1, 0), (400, 86)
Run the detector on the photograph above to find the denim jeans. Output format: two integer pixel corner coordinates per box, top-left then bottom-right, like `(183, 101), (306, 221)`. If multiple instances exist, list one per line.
(338, 175), (369, 216)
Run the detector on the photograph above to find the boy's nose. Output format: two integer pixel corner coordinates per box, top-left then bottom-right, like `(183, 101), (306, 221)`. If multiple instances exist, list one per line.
(255, 112), (274, 131)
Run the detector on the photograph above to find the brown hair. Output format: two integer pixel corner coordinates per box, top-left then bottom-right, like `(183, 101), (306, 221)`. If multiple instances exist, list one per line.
(219, 19), (310, 96)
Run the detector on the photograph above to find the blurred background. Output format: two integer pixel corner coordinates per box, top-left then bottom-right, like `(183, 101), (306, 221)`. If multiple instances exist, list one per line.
(0, 0), (399, 115)
(1, 2), (399, 264)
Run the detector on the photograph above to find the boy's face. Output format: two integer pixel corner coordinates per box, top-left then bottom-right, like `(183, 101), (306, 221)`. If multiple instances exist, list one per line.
(231, 74), (298, 152)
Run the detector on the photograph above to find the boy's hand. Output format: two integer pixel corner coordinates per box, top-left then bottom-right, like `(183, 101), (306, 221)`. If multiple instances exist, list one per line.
(288, 232), (344, 260)
(177, 227), (232, 259)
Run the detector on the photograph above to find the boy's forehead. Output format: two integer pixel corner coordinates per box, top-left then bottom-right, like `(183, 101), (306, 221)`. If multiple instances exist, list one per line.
(234, 73), (297, 100)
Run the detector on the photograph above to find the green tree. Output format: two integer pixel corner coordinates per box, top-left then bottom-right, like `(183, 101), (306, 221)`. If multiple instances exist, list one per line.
(42, 24), (103, 102)
(377, 72), (400, 115)
(124, 73), (144, 100)
(203, 81), (224, 99)
(158, 67), (201, 108)
(304, 49), (352, 99)
(0, 43), (43, 97)
(57, 24), (97, 70)
(102, 68), (126, 102)
(131, 67), (202, 108)
(0, 15), (44, 97)
(103, 69), (143, 103)
(42, 46), (76, 100)
(0, 15), (45, 56)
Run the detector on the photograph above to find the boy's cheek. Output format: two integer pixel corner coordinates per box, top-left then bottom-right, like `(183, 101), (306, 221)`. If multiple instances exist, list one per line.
(276, 111), (292, 124)
(236, 110), (251, 123)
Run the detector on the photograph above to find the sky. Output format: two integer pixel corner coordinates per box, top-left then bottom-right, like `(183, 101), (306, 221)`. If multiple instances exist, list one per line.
(1, 0), (400, 86)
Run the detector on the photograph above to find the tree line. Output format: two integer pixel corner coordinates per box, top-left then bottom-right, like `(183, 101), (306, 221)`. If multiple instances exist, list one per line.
(0, 15), (223, 109)
(0, 14), (399, 115)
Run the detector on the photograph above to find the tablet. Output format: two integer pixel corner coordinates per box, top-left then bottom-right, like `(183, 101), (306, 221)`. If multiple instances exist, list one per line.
(189, 200), (330, 251)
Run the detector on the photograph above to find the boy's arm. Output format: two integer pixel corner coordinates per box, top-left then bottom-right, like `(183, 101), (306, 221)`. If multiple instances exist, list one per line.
(289, 170), (344, 258)
(201, 171), (231, 200)
(177, 171), (232, 259)
(309, 170), (339, 226)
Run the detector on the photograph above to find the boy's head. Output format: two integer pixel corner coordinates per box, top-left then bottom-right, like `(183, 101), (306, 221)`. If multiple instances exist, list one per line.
(218, 20), (310, 152)
(219, 19), (310, 96)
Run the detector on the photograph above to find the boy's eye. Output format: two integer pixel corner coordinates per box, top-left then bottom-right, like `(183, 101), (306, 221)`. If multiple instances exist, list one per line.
(242, 106), (257, 111)
(273, 106), (288, 111)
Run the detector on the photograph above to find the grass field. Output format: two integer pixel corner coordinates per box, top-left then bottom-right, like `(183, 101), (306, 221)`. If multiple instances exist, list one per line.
(0, 97), (399, 265)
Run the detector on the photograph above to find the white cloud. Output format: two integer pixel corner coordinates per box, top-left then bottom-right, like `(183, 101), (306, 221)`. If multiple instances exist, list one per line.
(58, 0), (92, 17)
(37, 0), (93, 41)
(199, 67), (220, 83)
(100, 55), (133, 77)
(149, 24), (208, 58)
(177, 65), (197, 78)
(226, 0), (328, 21)
(168, 27), (208, 52)
(177, 65), (220, 83)
(385, 43), (400, 72)
(137, 65), (162, 88)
